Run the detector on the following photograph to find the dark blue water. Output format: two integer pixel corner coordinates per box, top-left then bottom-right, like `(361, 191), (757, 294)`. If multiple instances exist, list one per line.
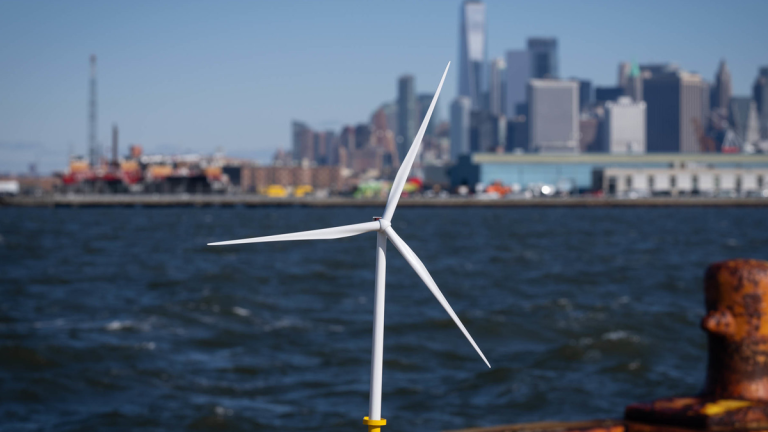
(1, 207), (767, 432)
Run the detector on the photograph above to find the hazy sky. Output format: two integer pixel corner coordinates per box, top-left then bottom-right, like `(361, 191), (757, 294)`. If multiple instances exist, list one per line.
(1, 0), (766, 174)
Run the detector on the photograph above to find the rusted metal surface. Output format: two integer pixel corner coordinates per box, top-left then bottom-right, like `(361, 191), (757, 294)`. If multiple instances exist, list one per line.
(624, 259), (768, 430)
(625, 396), (768, 430)
(701, 259), (768, 401)
(451, 259), (768, 432)
(444, 419), (624, 432)
(623, 421), (702, 432)
(625, 420), (768, 432)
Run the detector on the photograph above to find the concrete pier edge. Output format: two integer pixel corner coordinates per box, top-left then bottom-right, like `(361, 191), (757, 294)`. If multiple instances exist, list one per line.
(3, 195), (768, 208)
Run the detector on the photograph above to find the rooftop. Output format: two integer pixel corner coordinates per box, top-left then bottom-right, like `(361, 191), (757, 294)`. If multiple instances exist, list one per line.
(471, 152), (768, 165)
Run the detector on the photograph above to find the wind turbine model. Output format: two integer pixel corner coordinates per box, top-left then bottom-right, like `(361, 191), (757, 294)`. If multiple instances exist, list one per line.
(208, 62), (489, 432)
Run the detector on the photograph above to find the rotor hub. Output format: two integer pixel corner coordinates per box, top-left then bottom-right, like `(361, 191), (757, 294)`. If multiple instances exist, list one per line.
(376, 218), (391, 231)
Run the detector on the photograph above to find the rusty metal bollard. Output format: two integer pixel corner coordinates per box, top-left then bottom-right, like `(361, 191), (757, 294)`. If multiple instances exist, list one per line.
(626, 259), (768, 431)
(449, 260), (768, 432)
(701, 259), (768, 401)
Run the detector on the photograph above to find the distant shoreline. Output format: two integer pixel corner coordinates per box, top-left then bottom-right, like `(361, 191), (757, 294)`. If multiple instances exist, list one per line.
(3, 195), (768, 208)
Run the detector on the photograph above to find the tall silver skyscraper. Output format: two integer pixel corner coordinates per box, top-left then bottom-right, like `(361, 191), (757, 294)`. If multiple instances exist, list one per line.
(528, 38), (558, 79)
(458, 1), (486, 109)
(488, 57), (506, 116)
(450, 96), (472, 162)
(397, 75), (416, 159)
(505, 49), (530, 118)
(528, 79), (579, 153)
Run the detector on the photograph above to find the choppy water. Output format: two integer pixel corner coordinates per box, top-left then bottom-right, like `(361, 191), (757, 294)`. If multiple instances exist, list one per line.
(1, 207), (768, 432)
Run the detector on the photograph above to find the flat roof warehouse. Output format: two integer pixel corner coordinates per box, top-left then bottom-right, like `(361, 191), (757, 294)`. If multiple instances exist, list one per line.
(449, 153), (768, 193)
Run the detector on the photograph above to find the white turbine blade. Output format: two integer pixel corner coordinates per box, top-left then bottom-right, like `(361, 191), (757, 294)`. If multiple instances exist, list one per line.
(382, 62), (450, 221)
(208, 221), (380, 246)
(384, 226), (490, 368)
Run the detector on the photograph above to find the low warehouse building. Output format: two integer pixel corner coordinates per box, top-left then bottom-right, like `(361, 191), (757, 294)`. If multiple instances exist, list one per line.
(451, 153), (768, 193)
(594, 165), (768, 196)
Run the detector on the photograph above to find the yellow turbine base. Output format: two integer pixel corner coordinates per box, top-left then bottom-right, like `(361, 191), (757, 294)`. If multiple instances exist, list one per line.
(363, 416), (387, 432)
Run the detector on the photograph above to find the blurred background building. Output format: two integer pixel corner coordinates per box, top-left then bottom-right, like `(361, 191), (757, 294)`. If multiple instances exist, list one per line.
(528, 38), (558, 79)
(505, 49), (530, 118)
(644, 67), (709, 153)
(13, 0), (768, 199)
(458, 1), (487, 110)
(397, 75), (417, 161)
(604, 97), (646, 154)
(527, 79), (579, 153)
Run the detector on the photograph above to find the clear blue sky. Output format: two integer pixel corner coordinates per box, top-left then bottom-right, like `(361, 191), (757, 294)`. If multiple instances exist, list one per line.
(1, 0), (766, 174)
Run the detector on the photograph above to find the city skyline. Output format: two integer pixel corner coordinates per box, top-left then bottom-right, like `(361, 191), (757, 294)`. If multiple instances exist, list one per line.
(1, 0), (767, 174)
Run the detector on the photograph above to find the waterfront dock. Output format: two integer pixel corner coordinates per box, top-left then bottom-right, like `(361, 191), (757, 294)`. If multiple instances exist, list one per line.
(3, 194), (768, 208)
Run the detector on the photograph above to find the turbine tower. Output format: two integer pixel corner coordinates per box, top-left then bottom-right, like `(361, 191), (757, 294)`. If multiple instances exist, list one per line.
(88, 55), (99, 168)
(209, 63), (489, 432)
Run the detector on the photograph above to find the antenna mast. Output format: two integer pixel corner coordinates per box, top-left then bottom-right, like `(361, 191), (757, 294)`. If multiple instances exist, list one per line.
(89, 55), (99, 167)
(112, 124), (118, 165)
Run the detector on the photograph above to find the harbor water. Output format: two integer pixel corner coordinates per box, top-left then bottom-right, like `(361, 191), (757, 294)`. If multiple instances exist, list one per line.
(2, 207), (768, 432)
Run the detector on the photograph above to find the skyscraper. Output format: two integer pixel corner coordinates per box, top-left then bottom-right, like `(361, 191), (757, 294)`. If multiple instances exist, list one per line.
(577, 79), (592, 111)
(313, 132), (327, 165)
(355, 124), (372, 150)
(470, 111), (505, 152)
(292, 121), (314, 162)
(729, 97), (760, 146)
(506, 115), (528, 152)
(527, 38), (558, 79)
(641, 63), (679, 78)
(713, 60), (732, 114)
(603, 97), (647, 154)
(618, 62), (632, 90)
(753, 67), (768, 139)
(528, 79), (579, 153)
(644, 70), (708, 153)
(450, 96), (472, 161)
(505, 49), (530, 118)
(371, 108), (399, 168)
(325, 131), (340, 166)
(417, 93), (437, 137)
(488, 57), (506, 116)
(595, 86), (625, 104)
(340, 126), (355, 151)
(397, 75), (416, 159)
(458, 1), (486, 109)
(626, 63), (643, 102)
(579, 117), (599, 152)
(376, 102), (398, 139)
(618, 62), (643, 102)
(702, 79), (711, 128)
